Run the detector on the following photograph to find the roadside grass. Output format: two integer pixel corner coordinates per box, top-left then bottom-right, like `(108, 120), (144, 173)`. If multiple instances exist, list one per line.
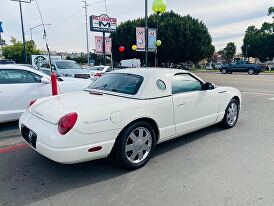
(190, 69), (274, 74)
(263, 70), (274, 73)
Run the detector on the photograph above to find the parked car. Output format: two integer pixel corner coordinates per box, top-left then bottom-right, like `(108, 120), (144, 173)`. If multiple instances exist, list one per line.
(0, 65), (92, 123)
(19, 68), (241, 169)
(205, 64), (213, 70)
(0, 59), (15, 64)
(220, 61), (263, 75)
(85, 65), (113, 79)
(40, 60), (93, 79)
(213, 63), (223, 69)
(120, 59), (141, 68)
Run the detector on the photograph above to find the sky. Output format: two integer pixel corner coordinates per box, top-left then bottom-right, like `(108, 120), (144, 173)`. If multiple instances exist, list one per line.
(0, 0), (273, 54)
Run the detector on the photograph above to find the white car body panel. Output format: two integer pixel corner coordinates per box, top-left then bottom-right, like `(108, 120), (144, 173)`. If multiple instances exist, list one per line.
(19, 68), (241, 164)
(0, 65), (92, 123)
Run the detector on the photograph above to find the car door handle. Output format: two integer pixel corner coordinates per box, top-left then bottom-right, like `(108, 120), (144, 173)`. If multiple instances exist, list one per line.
(219, 91), (227, 94)
(177, 101), (186, 107)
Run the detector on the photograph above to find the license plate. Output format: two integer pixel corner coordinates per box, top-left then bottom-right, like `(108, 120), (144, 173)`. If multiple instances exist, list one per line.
(21, 125), (37, 148)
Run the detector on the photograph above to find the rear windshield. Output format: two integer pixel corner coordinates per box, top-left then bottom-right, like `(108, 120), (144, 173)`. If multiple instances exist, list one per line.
(88, 73), (143, 95)
(55, 61), (81, 70)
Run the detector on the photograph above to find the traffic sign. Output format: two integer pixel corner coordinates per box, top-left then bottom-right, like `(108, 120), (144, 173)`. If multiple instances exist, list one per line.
(0, 22), (3, 33)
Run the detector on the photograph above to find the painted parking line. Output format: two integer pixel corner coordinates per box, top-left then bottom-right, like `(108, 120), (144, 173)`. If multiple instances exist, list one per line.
(269, 97), (274, 101)
(242, 91), (274, 96)
(0, 143), (28, 154)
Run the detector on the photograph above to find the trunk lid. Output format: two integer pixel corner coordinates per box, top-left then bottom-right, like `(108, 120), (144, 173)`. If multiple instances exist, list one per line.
(28, 91), (130, 124)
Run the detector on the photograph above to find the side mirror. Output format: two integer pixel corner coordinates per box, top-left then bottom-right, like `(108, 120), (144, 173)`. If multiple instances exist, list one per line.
(51, 65), (56, 70)
(204, 82), (215, 90)
(41, 77), (51, 84)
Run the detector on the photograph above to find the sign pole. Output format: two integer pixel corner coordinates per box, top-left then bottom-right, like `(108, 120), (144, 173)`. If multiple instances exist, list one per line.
(103, 31), (106, 65)
(145, 0), (148, 67)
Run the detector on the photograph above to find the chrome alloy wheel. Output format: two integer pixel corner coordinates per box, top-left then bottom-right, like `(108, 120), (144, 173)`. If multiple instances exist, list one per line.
(125, 127), (152, 164)
(226, 102), (238, 126)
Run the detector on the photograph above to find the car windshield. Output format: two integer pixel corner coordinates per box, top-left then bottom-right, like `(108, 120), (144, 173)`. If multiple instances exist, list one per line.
(87, 73), (143, 95)
(55, 61), (81, 70)
(89, 66), (105, 71)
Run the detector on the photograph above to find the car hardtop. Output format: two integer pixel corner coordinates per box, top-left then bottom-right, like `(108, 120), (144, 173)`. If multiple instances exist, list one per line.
(93, 68), (205, 99)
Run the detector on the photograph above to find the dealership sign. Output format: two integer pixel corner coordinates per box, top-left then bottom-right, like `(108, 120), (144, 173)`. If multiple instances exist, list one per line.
(0, 22), (3, 33)
(90, 14), (117, 33)
(95, 36), (112, 54)
(136, 27), (157, 52)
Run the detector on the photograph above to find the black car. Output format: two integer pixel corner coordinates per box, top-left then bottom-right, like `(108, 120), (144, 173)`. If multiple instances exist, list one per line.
(0, 59), (15, 64)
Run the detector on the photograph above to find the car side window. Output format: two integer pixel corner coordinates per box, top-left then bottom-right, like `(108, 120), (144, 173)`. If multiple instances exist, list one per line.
(31, 72), (42, 83)
(172, 74), (203, 94)
(0, 69), (39, 84)
(105, 67), (112, 72)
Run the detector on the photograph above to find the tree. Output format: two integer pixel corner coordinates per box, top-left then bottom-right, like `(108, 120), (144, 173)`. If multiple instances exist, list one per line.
(242, 23), (274, 62)
(111, 11), (214, 65)
(1, 37), (41, 63)
(268, 7), (274, 18)
(219, 42), (236, 63)
(242, 8), (274, 62)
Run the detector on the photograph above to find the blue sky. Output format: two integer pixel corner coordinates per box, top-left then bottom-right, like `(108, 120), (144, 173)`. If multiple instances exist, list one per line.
(0, 0), (273, 53)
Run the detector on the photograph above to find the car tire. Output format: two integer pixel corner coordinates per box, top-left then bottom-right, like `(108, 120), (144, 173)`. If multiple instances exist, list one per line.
(221, 68), (227, 74)
(115, 121), (156, 170)
(221, 99), (239, 129)
(248, 68), (254, 75)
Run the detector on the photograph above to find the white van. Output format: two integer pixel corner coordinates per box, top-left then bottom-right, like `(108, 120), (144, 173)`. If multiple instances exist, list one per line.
(120, 59), (141, 68)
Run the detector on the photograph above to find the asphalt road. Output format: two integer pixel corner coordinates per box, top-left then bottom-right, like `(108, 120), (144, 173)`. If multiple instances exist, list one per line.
(0, 72), (274, 206)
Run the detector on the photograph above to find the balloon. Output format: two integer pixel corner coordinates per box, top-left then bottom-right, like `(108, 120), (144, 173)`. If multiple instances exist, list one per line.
(156, 40), (162, 47)
(152, 0), (167, 14)
(132, 45), (137, 51)
(119, 46), (125, 53)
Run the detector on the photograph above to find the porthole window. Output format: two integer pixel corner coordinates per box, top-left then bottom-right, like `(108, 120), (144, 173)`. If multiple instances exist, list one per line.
(156, 79), (166, 90)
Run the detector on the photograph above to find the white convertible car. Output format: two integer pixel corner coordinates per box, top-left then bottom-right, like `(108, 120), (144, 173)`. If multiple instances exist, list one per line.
(0, 65), (92, 123)
(19, 68), (241, 169)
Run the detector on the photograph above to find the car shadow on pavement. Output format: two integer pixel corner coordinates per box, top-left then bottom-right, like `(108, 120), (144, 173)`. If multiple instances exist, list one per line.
(0, 124), (225, 206)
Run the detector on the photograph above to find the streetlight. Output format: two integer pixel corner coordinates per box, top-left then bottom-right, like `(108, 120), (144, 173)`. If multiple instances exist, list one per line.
(30, 24), (51, 41)
(245, 45), (250, 61)
(11, 0), (32, 64)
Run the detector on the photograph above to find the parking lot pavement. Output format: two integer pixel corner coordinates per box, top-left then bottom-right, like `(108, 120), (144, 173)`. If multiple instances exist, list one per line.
(0, 72), (274, 206)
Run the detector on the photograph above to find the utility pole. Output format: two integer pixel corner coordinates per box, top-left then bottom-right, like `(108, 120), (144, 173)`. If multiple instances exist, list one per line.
(11, 0), (32, 64)
(82, 1), (90, 64)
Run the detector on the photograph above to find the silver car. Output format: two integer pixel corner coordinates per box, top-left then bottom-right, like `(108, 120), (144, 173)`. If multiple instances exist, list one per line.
(85, 65), (113, 80)
(40, 60), (92, 79)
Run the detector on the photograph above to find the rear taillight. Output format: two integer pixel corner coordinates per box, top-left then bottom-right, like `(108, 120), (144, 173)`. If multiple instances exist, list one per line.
(95, 72), (101, 77)
(58, 112), (78, 135)
(29, 100), (37, 108)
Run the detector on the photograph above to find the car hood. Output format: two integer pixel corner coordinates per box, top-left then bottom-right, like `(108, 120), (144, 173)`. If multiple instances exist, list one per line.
(28, 91), (133, 125)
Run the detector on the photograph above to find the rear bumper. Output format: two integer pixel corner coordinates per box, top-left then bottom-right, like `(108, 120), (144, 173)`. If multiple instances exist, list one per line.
(19, 110), (117, 164)
(36, 140), (115, 164)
